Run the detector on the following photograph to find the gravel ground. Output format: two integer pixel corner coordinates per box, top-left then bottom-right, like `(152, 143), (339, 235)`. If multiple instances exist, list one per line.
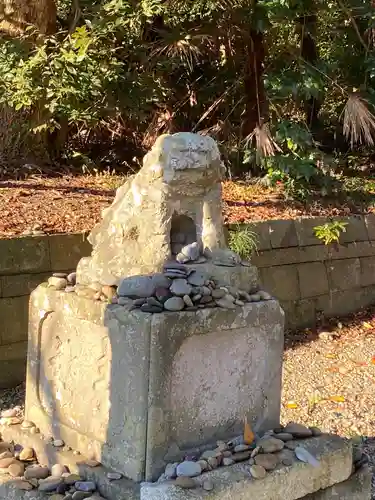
(0, 309), (374, 496)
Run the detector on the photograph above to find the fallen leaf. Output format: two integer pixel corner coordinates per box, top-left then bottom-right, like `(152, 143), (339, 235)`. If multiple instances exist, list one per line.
(285, 401), (299, 409)
(363, 322), (373, 329)
(371, 356), (375, 365)
(325, 354), (337, 359)
(329, 395), (345, 403)
(243, 417), (255, 445)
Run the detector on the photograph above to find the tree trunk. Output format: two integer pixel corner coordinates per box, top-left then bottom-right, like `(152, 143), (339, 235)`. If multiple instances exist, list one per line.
(241, 28), (268, 138)
(296, 9), (321, 129)
(0, 0), (56, 36)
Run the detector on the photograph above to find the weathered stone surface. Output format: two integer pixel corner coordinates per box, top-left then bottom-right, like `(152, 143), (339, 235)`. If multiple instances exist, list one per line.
(118, 274), (171, 298)
(260, 265), (300, 301)
(26, 287), (152, 483)
(326, 258), (361, 291)
(25, 287), (283, 483)
(140, 435), (353, 500)
(0, 236), (50, 276)
(76, 133), (228, 285)
(297, 262), (329, 298)
(306, 465), (371, 500)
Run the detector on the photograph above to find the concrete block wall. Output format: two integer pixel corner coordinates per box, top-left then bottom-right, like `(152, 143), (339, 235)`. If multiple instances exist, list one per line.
(231, 214), (375, 330)
(0, 233), (91, 388)
(2, 214), (375, 388)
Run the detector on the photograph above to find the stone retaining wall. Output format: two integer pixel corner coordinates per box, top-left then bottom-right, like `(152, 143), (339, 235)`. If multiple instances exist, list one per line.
(2, 214), (375, 388)
(0, 233), (91, 388)
(235, 214), (375, 330)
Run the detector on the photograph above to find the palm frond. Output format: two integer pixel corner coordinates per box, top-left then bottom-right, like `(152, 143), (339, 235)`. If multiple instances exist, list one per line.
(342, 93), (375, 148)
(246, 123), (282, 158)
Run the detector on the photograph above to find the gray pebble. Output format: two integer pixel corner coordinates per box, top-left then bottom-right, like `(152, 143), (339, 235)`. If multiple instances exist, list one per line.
(75, 481), (96, 492)
(176, 461), (202, 477)
(164, 297), (185, 312)
(170, 279), (192, 297)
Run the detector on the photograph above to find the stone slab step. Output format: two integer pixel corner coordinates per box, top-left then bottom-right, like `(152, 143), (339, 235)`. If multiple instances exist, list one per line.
(141, 435), (353, 500)
(307, 465), (371, 500)
(0, 426), (370, 500)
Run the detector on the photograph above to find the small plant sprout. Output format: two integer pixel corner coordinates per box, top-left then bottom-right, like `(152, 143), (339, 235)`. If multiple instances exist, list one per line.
(313, 220), (348, 246)
(228, 225), (259, 260)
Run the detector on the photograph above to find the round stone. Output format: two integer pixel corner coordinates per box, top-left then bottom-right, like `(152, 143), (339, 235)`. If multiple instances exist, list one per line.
(200, 450), (220, 460)
(170, 279), (192, 297)
(258, 291), (272, 300)
(75, 481), (96, 492)
(0, 451), (13, 460)
(174, 476), (196, 489)
(106, 472), (122, 480)
(176, 253), (190, 264)
(234, 444), (250, 453)
(118, 274), (171, 298)
(72, 493), (92, 500)
(202, 479), (214, 491)
(197, 460), (209, 471)
(283, 423), (313, 438)
(165, 463), (178, 479)
(0, 457), (17, 468)
(310, 427), (322, 437)
(187, 271), (208, 287)
(19, 447), (35, 461)
(284, 441), (298, 450)
(140, 304), (163, 313)
(232, 451), (251, 462)
(38, 477), (64, 492)
(8, 461), (25, 477)
(53, 439), (65, 448)
(63, 474), (82, 485)
(25, 465), (50, 480)
(211, 289), (226, 299)
(254, 454), (279, 471)
(181, 242), (200, 261)
(250, 464), (266, 479)
(183, 295), (194, 307)
(257, 437), (284, 453)
(216, 297), (236, 309)
(176, 461), (202, 477)
(48, 277), (68, 290)
(51, 463), (68, 477)
(209, 456), (221, 469)
(21, 420), (36, 429)
(155, 287), (172, 303)
(222, 457), (234, 466)
(164, 297), (185, 312)
(282, 457), (293, 466)
(275, 433), (294, 442)
(67, 272), (77, 285)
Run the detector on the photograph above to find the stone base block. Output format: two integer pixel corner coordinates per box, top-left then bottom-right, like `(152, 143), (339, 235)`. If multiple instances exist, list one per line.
(25, 286), (284, 482)
(306, 465), (371, 499)
(0, 428), (371, 500)
(140, 435), (355, 500)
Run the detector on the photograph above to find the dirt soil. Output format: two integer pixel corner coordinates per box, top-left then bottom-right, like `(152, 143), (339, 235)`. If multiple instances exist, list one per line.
(0, 176), (372, 238)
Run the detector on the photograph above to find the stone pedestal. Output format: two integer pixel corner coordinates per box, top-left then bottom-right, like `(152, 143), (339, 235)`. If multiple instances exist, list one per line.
(25, 285), (284, 482)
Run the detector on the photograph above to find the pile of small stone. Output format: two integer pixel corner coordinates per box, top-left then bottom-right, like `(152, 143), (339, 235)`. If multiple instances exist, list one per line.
(158, 423), (327, 490)
(0, 410), (114, 499)
(46, 266), (272, 314)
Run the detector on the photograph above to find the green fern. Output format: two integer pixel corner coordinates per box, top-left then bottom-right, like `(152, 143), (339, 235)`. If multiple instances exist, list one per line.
(228, 225), (259, 260)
